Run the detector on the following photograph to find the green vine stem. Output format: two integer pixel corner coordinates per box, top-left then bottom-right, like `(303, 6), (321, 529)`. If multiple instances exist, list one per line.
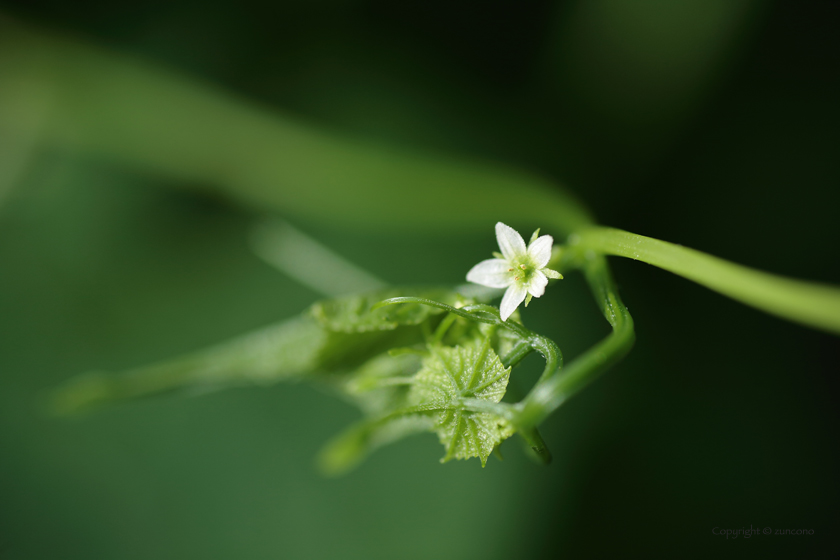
(517, 254), (635, 428)
(571, 227), (840, 335)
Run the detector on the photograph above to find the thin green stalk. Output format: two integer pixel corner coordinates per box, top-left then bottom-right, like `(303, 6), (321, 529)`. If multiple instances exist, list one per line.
(499, 340), (534, 369)
(432, 313), (459, 345)
(573, 227), (840, 335)
(517, 255), (635, 427)
(517, 426), (553, 465)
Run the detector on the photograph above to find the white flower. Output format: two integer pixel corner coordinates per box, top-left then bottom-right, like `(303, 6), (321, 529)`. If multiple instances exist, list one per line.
(466, 222), (563, 321)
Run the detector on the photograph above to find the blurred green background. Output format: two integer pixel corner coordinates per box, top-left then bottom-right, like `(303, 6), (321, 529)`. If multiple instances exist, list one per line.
(1, 0), (838, 558)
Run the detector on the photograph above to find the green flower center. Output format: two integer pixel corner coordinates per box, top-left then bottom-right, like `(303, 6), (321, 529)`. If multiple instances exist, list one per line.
(510, 257), (536, 285)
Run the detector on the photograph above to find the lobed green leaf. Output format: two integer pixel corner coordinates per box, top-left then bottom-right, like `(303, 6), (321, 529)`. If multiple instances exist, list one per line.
(409, 339), (513, 466)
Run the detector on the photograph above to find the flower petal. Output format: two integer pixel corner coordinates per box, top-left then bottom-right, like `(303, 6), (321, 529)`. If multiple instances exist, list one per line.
(466, 259), (513, 288)
(527, 235), (553, 268)
(526, 270), (548, 298)
(495, 222), (526, 261)
(500, 283), (527, 321)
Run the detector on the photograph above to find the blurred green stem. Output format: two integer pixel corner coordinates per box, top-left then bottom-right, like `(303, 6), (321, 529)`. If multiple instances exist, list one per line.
(0, 15), (594, 235)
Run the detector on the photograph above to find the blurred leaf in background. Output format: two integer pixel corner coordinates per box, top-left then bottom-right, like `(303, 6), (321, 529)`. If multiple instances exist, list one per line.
(0, 0), (838, 559)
